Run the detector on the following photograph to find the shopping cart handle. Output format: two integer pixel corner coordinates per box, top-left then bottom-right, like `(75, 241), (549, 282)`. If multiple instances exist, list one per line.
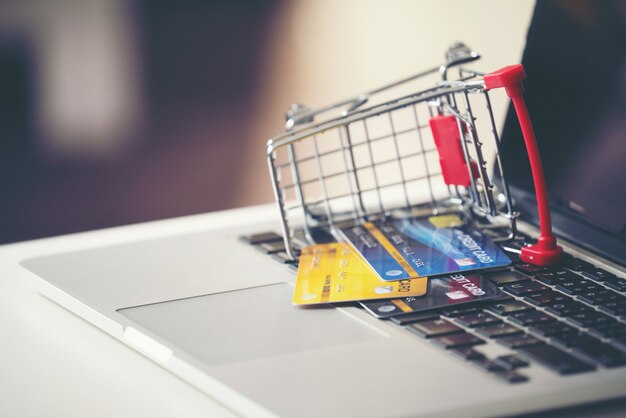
(484, 64), (526, 97)
(485, 64), (563, 266)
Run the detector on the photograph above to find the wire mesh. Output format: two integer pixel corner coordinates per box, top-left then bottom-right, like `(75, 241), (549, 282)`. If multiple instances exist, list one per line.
(267, 45), (519, 259)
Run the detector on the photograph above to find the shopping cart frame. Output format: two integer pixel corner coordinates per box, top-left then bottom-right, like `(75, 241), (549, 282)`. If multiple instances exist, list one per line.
(266, 44), (562, 266)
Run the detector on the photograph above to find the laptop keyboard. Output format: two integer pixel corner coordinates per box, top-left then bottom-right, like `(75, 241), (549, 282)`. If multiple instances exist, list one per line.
(241, 231), (626, 383)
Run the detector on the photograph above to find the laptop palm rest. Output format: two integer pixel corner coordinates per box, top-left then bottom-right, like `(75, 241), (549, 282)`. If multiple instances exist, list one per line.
(118, 283), (384, 366)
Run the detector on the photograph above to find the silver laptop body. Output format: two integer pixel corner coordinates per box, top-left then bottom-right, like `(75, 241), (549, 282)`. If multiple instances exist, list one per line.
(18, 207), (626, 418)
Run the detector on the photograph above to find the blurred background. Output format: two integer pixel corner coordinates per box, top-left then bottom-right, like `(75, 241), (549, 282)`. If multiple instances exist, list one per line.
(0, 0), (534, 243)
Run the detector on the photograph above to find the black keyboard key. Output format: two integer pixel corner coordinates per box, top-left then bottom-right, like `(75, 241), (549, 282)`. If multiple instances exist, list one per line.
(581, 268), (617, 283)
(564, 258), (594, 272)
(391, 312), (440, 326)
(494, 354), (529, 371)
(440, 306), (481, 318)
(567, 311), (615, 328)
(545, 301), (591, 317)
(571, 342), (626, 368)
(535, 274), (558, 286)
(498, 334), (543, 349)
(515, 263), (550, 275)
(432, 333), (486, 349)
(518, 344), (595, 375)
(553, 274), (586, 285)
(577, 282), (605, 292)
(553, 269), (579, 278)
(555, 279), (597, 295)
(493, 371), (529, 384)
(598, 301), (626, 316)
(484, 270), (530, 286)
(577, 290), (619, 305)
(489, 295), (515, 303)
(451, 347), (486, 360)
(524, 291), (572, 307)
(503, 281), (551, 296)
(485, 300), (534, 316)
(408, 319), (464, 338)
(528, 321), (578, 337)
(470, 358), (507, 373)
(536, 270), (580, 286)
(550, 331), (598, 347)
(603, 278), (626, 293)
(601, 293), (626, 304)
(597, 274), (624, 285)
(475, 323), (524, 339)
(259, 240), (287, 254)
(588, 321), (626, 339)
(551, 331), (599, 348)
(455, 312), (502, 328)
(240, 231), (283, 245)
(258, 241), (287, 254)
(510, 310), (556, 326)
(579, 283), (606, 293)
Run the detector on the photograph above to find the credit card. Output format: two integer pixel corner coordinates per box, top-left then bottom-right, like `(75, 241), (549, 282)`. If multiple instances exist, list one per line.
(385, 214), (511, 275)
(293, 242), (428, 305)
(340, 214), (511, 281)
(360, 273), (501, 318)
(339, 222), (424, 281)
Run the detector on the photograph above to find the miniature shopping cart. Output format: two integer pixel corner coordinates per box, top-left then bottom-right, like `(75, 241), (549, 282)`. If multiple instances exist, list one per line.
(266, 43), (562, 266)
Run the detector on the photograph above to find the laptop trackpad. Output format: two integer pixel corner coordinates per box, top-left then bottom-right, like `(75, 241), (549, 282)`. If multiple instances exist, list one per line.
(118, 283), (384, 366)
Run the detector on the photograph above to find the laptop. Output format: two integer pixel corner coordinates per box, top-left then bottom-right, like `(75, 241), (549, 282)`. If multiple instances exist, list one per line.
(20, 2), (626, 417)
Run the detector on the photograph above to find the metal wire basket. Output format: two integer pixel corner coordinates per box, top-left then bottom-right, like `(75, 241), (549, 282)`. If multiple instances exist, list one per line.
(266, 43), (562, 266)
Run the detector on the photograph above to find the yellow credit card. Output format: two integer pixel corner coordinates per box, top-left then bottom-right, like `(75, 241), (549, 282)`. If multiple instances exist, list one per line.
(293, 242), (428, 305)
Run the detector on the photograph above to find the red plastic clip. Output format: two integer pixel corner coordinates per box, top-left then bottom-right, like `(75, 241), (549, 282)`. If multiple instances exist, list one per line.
(430, 115), (478, 187)
(485, 64), (562, 266)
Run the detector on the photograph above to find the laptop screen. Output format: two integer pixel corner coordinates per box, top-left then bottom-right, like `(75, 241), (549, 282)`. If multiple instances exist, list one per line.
(499, 0), (626, 264)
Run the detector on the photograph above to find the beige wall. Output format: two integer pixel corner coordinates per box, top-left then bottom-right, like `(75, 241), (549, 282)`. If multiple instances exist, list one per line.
(235, 0), (536, 208)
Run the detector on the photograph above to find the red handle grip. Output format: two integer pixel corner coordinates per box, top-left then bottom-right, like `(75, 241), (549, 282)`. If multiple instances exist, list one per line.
(485, 64), (562, 266)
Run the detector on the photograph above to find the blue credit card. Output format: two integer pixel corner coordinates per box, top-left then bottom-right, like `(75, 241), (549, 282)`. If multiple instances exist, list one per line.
(340, 214), (511, 281)
(339, 223), (418, 281)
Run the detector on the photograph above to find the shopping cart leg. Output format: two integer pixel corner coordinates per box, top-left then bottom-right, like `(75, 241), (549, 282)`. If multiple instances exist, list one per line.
(484, 64), (563, 266)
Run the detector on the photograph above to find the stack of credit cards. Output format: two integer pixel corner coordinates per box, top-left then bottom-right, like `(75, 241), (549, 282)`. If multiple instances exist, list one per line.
(339, 214), (511, 280)
(293, 213), (510, 312)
